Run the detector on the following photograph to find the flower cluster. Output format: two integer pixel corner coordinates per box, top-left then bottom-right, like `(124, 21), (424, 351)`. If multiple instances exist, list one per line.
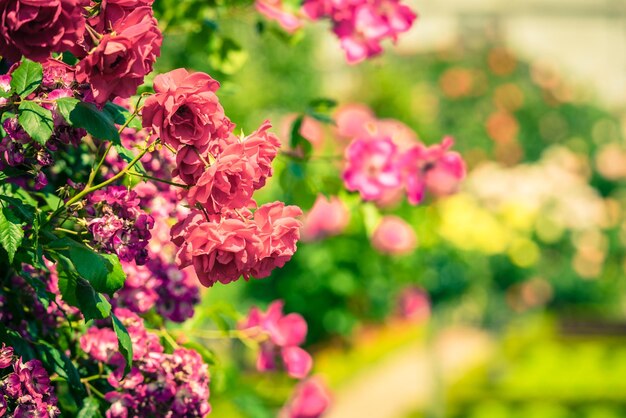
(142, 68), (303, 287)
(86, 186), (155, 265)
(256, 0), (417, 64)
(0, 60), (87, 190)
(80, 308), (211, 417)
(0, 345), (60, 417)
(239, 300), (313, 379)
(116, 259), (200, 323)
(338, 105), (466, 206)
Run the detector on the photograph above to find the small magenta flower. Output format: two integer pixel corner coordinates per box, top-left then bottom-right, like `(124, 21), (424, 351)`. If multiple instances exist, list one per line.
(343, 137), (402, 201)
(280, 377), (332, 418)
(0, 344), (14, 368)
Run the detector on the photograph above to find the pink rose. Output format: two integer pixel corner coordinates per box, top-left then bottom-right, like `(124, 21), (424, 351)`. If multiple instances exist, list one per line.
(172, 145), (207, 185)
(334, 103), (376, 140)
(280, 377), (332, 418)
(301, 194), (349, 242)
(184, 143), (256, 214)
(183, 216), (263, 287)
(371, 215), (417, 255)
(251, 202), (303, 278)
(142, 68), (233, 152)
(0, 0), (86, 62)
(76, 7), (162, 104)
(41, 59), (76, 89)
(400, 136), (466, 204)
(90, 0), (154, 31)
(243, 120), (281, 190)
(342, 136), (402, 200)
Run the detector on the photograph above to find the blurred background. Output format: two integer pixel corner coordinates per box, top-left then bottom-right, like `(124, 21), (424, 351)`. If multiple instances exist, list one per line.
(153, 0), (626, 417)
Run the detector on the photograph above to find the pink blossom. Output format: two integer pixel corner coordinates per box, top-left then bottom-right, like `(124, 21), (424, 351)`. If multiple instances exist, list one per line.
(251, 202), (303, 279)
(91, 0), (154, 31)
(400, 136), (466, 204)
(142, 68), (232, 152)
(281, 114), (325, 150)
(0, 0), (86, 62)
(343, 136), (402, 200)
(76, 7), (162, 103)
(184, 143), (256, 214)
(240, 300), (312, 379)
(397, 287), (430, 322)
(301, 195), (350, 242)
(371, 215), (417, 255)
(334, 103), (376, 140)
(280, 377), (332, 418)
(256, 0), (303, 33)
(243, 120), (282, 189)
(172, 145), (207, 185)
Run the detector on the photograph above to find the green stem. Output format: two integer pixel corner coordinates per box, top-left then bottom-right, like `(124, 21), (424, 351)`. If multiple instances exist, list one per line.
(45, 140), (156, 225)
(127, 170), (188, 189)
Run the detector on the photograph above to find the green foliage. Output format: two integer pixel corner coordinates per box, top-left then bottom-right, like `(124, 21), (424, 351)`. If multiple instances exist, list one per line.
(103, 102), (143, 130)
(10, 58), (43, 98)
(56, 97), (120, 143)
(112, 313), (134, 375)
(77, 398), (103, 418)
(18, 101), (54, 145)
(0, 204), (24, 263)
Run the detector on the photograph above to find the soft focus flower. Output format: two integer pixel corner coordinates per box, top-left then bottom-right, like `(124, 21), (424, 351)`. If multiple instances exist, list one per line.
(400, 136), (466, 204)
(240, 300), (312, 379)
(76, 7), (162, 103)
(142, 68), (232, 153)
(371, 215), (417, 255)
(343, 137), (402, 200)
(397, 287), (430, 321)
(280, 377), (332, 418)
(0, 0), (86, 62)
(301, 195), (350, 242)
(256, 0), (303, 33)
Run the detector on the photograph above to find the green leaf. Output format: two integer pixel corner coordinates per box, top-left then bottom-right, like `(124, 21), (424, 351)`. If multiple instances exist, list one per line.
(0, 204), (24, 263)
(183, 341), (218, 366)
(103, 102), (142, 130)
(112, 314), (133, 375)
(114, 145), (146, 175)
(306, 98), (337, 125)
(18, 101), (54, 145)
(48, 238), (125, 295)
(10, 59), (43, 98)
(37, 340), (85, 396)
(75, 280), (111, 320)
(289, 115), (313, 160)
(56, 97), (120, 143)
(77, 397), (103, 418)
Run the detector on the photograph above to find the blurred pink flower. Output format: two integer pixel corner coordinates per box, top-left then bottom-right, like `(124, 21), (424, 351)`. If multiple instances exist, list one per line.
(281, 114), (325, 150)
(334, 103), (376, 140)
(301, 195), (350, 242)
(397, 287), (430, 322)
(280, 377), (332, 418)
(256, 0), (303, 33)
(401, 136), (466, 204)
(371, 215), (417, 255)
(240, 300), (312, 379)
(343, 137), (402, 200)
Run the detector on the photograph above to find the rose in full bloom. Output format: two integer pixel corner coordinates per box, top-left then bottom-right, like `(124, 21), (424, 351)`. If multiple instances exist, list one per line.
(400, 136), (466, 204)
(0, 0), (86, 62)
(172, 212), (264, 287)
(239, 300), (312, 379)
(142, 68), (232, 152)
(76, 7), (162, 103)
(184, 143), (256, 214)
(343, 136), (402, 200)
(280, 377), (331, 418)
(251, 202), (303, 279)
(371, 215), (417, 255)
(300, 194), (350, 242)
